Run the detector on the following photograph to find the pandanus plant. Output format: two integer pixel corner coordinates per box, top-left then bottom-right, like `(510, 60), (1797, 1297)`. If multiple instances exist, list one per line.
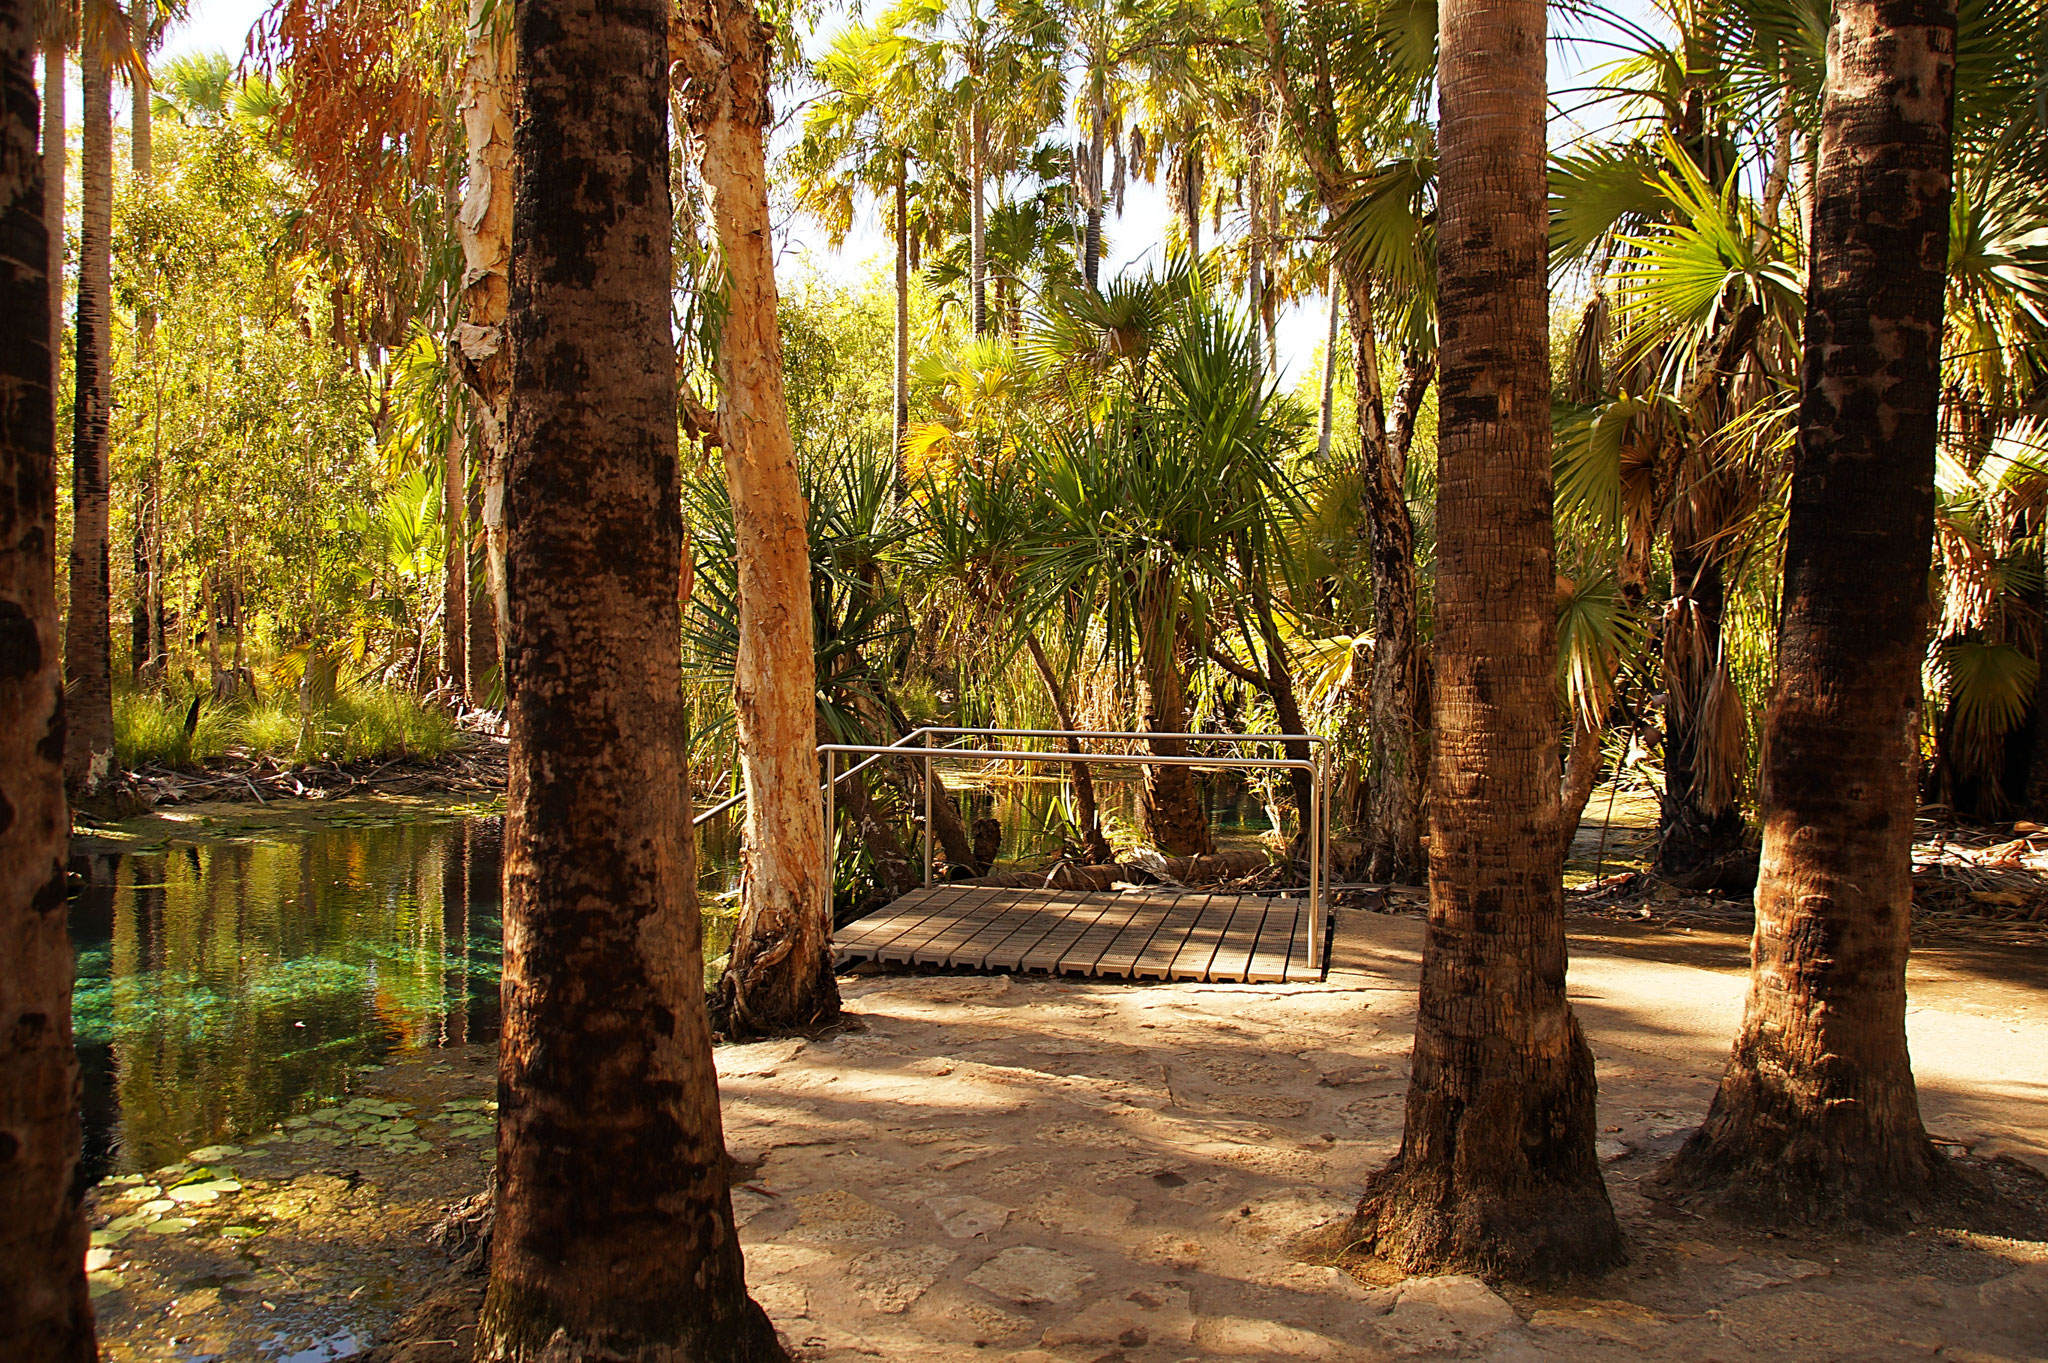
(1022, 292), (1308, 856)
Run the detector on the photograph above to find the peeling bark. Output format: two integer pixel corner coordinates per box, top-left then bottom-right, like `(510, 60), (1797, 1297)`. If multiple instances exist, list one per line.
(676, 0), (838, 1038)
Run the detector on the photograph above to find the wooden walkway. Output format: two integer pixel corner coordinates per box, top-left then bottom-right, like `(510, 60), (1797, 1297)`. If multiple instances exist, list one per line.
(832, 886), (1325, 984)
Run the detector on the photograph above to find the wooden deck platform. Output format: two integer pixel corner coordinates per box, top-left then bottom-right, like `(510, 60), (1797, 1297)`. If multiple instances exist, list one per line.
(832, 886), (1326, 984)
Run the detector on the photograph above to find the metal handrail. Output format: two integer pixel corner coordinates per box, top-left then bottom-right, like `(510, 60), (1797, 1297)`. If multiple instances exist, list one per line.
(816, 733), (1328, 972)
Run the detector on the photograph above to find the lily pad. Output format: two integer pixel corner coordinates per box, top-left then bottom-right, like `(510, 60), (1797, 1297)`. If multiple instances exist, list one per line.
(220, 1224), (266, 1239)
(110, 1184), (162, 1203)
(102, 1173), (146, 1187)
(139, 1199), (175, 1215)
(105, 1212), (155, 1232)
(87, 1272), (125, 1298)
(187, 1144), (243, 1162)
(168, 1185), (221, 1205)
(145, 1217), (197, 1235)
(85, 1247), (116, 1272)
(89, 1229), (129, 1248)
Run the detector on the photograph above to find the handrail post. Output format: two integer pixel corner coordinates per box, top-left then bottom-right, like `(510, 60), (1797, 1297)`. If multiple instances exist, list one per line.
(922, 731), (933, 888)
(823, 749), (835, 904)
(1308, 751), (1321, 972)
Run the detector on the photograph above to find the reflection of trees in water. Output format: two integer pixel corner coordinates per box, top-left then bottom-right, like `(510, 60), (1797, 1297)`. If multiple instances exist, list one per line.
(68, 814), (506, 1176)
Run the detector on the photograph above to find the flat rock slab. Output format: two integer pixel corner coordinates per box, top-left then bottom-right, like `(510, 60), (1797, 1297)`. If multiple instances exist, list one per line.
(966, 1246), (1099, 1306)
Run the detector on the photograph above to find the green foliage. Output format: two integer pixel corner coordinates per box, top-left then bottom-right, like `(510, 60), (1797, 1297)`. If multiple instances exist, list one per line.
(113, 687), (456, 769)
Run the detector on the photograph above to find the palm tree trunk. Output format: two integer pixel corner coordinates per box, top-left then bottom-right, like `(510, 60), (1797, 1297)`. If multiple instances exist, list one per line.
(130, 8), (156, 685)
(1137, 575), (1212, 856)
(1021, 632), (1114, 863)
(1336, 274), (1425, 883)
(1248, 132), (1263, 373)
(442, 407), (467, 698)
(1349, 0), (1625, 1279)
(2, 25), (98, 1355)
(678, 0), (839, 1040)
(1316, 273), (1339, 460)
(894, 154), (909, 451)
(64, 48), (114, 795)
(1082, 90), (1105, 292)
(456, 0), (514, 693)
(475, 0), (784, 1352)
(971, 102), (988, 335)
(1664, 0), (1956, 1224)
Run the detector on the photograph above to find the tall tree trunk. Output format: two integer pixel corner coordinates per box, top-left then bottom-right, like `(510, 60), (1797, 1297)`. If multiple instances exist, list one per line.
(1, 15), (98, 1353)
(1656, 537), (1745, 881)
(1021, 632), (1114, 864)
(1137, 578), (1212, 856)
(41, 40), (61, 412)
(1389, 348), (1434, 469)
(893, 155), (909, 451)
(1316, 273), (1339, 460)
(64, 49), (113, 795)
(970, 101), (988, 335)
(1081, 87), (1105, 292)
(475, 0), (784, 1351)
(1338, 275), (1425, 883)
(455, 0), (514, 694)
(1247, 129), (1263, 373)
(1349, 0), (1625, 1279)
(442, 406), (467, 697)
(129, 0), (159, 686)
(677, 0), (839, 1039)
(1663, 0), (1956, 1224)
(1180, 146), (1201, 259)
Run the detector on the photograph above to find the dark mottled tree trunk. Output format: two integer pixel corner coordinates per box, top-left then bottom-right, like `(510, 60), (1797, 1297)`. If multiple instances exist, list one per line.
(1663, 0), (1956, 1224)
(1340, 277), (1425, 883)
(1349, 0), (1626, 1280)
(1137, 577), (1211, 856)
(64, 48), (113, 794)
(473, 0), (784, 1352)
(1, 12), (97, 1355)
(677, 0), (838, 1039)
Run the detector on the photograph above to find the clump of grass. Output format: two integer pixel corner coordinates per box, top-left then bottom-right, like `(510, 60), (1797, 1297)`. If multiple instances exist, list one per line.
(115, 685), (457, 770)
(114, 691), (232, 767)
(312, 688), (458, 763)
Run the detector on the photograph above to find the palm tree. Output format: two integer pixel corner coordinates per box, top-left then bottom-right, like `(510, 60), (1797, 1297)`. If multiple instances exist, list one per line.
(1663, 0), (1959, 1223)
(795, 21), (945, 447)
(1027, 287), (1303, 856)
(677, 0), (840, 1039)
(1, 6), (98, 1351)
(895, 0), (1064, 336)
(472, 0), (785, 1352)
(1347, 0), (1626, 1278)
(63, 11), (116, 794)
(36, 0), (70, 447)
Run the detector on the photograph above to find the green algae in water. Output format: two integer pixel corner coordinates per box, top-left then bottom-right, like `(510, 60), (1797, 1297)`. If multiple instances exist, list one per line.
(70, 794), (746, 1181)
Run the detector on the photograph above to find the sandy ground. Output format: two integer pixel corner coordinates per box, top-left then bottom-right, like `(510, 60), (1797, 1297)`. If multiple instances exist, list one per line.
(84, 903), (2048, 1363)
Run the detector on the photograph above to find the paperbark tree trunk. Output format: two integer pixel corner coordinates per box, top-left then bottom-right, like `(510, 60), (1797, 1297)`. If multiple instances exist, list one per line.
(455, 0), (514, 695)
(1, 16), (98, 1353)
(1348, 0), (1625, 1280)
(1315, 275), (1339, 460)
(676, 0), (838, 1039)
(64, 48), (113, 795)
(474, 0), (784, 1351)
(1663, 0), (1956, 1224)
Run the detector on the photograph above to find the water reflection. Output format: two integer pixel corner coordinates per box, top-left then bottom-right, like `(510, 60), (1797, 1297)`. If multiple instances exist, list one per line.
(69, 812), (507, 1178)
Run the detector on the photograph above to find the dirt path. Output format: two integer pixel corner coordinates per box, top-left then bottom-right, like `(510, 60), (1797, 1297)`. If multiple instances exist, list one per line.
(86, 908), (2048, 1362)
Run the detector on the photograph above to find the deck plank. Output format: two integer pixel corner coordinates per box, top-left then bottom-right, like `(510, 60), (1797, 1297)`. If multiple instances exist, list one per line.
(1246, 898), (1299, 982)
(1057, 894), (1150, 975)
(1014, 894), (1121, 972)
(1166, 895), (1233, 980)
(1131, 897), (1211, 979)
(1205, 897), (1271, 982)
(1092, 896), (1181, 978)
(832, 884), (1330, 984)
